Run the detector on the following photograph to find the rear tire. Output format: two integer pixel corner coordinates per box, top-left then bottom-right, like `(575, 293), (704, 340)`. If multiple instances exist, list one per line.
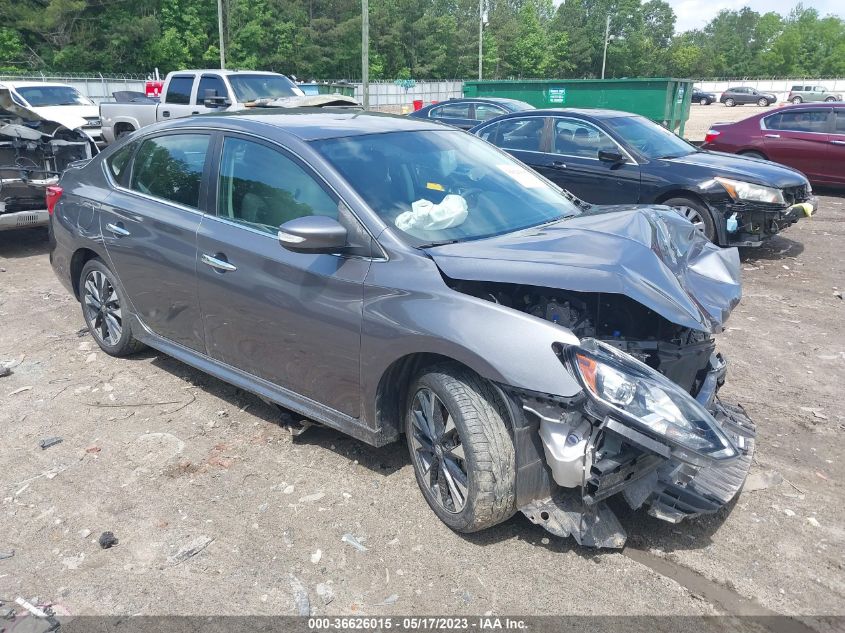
(699, 98), (709, 106)
(739, 150), (767, 160)
(724, 98), (735, 107)
(405, 365), (516, 533)
(825, 96), (836, 102)
(791, 96), (803, 104)
(79, 258), (145, 357)
(663, 196), (717, 243)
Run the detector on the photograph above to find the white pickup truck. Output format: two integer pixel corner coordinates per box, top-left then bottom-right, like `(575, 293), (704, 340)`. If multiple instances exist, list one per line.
(99, 69), (358, 143)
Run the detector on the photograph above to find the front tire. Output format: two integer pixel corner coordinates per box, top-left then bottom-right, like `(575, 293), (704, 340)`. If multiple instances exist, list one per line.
(791, 96), (803, 104)
(724, 98), (735, 107)
(664, 197), (717, 243)
(825, 96), (836, 102)
(757, 98), (770, 107)
(80, 259), (145, 357)
(405, 365), (516, 533)
(699, 98), (709, 105)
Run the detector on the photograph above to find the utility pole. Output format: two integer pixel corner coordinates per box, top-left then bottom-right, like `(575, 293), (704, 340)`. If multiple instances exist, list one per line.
(478, 0), (483, 80)
(601, 14), (610, 79)
(217, 0), (226, 69)
(362, 0), (369, 109)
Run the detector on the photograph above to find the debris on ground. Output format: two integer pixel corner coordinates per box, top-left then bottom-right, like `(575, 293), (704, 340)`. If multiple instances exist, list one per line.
(289, 574), (311, 616)
(382, 593), (399, 605)
(807, 517), (821, 527)
(315, 582), (334, 605)
(8, 386), (32, 397)
(39, 437), (63, 450)
(299, 492), (325, 503)
(85, 445), (101, 454)
(98, 531), (118, 549)
(310, 549), (322, 564)
(13, 597), (61, 630)
(743, 470), (783, 492)
(168, 535), (214, 565)
(0, 366), (10, 378)
(800, 407), (828, 420)
(783, 509), (796, 517)
(0, 550), (14, 560)
(341, 533), (368, 552)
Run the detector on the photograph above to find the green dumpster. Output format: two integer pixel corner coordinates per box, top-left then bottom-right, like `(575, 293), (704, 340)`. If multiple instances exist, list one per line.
(463, 78), (694, 136)
(317, 83), (356, 98)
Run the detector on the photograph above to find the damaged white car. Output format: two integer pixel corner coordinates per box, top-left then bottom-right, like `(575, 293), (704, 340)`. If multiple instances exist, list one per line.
(0, 88), (96, 232)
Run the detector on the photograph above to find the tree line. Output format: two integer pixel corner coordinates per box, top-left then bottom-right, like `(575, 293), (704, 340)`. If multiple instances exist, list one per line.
(1, 0), (843, 80)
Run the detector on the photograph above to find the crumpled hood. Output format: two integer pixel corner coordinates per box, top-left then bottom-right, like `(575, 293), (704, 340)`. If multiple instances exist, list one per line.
(26, 104), (99, 130)
(245, 95), (361, 109)
(426, 206), (742, 333)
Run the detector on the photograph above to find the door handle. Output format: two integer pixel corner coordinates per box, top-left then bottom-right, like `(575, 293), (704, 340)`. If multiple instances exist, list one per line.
(764, 133), (780, 138)
(550, 160), (567, 169)
(161, 110), (170, 118)
(191, 111), (199, 115)
(201, 253), (237, 272)
(831, 140), (845, 145)
(106, 222), (130, 237)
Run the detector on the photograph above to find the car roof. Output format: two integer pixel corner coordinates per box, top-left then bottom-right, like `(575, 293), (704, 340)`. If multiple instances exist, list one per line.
(0, 81), (77, 89)
(188, 108), (446, 141)
(492, 107), (634, 120)
(169, 69), (291, 77)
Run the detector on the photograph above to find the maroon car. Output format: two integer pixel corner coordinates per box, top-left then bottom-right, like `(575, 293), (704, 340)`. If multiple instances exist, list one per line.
(702, 103), (845, 186)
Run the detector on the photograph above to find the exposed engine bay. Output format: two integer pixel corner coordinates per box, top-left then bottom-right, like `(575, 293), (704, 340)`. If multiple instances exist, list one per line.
(1, 88), (95, 228)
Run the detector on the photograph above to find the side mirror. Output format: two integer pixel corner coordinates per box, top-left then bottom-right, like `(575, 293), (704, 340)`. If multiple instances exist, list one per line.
(278, 215), (347, 254)
(203, 89), (231, 108)
(598, 149), (626, 164)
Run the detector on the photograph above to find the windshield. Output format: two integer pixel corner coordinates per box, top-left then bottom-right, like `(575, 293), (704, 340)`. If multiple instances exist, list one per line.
(15, 86), (93, 107)
(228, 74), (305, 101)
(312, 130), (580, 246)
(602, 115), (695, 160)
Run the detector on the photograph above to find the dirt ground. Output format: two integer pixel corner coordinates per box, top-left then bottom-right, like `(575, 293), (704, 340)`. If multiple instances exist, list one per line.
(0, 193), (843, 624)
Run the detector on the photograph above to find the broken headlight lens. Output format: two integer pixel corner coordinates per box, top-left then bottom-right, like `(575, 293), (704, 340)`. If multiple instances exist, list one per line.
(569, 339), (738, 461)
(715, 177), (785, 205)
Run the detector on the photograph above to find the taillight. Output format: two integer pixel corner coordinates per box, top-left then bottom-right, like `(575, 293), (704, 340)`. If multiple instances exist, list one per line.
(46, 185), (63, 215)
(703, 129), (721, 144)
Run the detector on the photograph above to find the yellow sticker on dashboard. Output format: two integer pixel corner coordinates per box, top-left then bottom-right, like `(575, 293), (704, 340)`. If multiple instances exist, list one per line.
(426, 182), (445, 191)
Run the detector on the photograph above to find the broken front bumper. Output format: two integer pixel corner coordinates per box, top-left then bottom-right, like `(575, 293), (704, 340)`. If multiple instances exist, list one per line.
(515, 354), (756, 549)
(725, 195), (817, 247)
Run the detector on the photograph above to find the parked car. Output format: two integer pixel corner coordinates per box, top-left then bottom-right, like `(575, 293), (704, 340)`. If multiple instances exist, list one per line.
(407, 97), (534, 130)
(49, 110), (754, 548)
(692, 88), (716, 105)
(787, 85), (842, 104)
(99, 69), (358, 143)
(719, 87), (777, 107)
(702, 103), (845, 187)
(0, 81), (103, 144)
(471, 109), (816, 247)
(0, 88), (96, 232)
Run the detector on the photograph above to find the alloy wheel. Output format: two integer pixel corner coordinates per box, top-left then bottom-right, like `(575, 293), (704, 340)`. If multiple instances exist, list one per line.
(83, 270), (123, 346)
(675, 205), (706, 233)
(409, 387), (469, 514)
(700, 98), (708, 105)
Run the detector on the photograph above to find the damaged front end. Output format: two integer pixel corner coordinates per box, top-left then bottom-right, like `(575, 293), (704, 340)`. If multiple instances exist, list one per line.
(0, 88), (96, 232)
(434, 207), (755, 548)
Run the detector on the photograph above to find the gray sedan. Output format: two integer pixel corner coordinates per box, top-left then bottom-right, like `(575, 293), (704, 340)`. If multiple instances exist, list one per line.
(49, 110), (755, 548)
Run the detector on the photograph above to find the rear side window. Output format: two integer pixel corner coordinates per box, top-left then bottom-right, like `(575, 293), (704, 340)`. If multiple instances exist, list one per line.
(766, 110), (829, 133)
(217, 137), (337, 234)
(834, 111), (845, 134)
(196, 75), (227, 104)
(790, 86), (803, 92)
(475, 103), (506, 122)
(106, 143), (136, 185)
(485, 118), (544, 152)
(430, 103), (470, 119)
(130, 134), (210, 208)
(165, 76), (194, 105)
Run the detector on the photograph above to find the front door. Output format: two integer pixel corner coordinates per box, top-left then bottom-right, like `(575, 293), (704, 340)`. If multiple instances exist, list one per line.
(534, 117), (641, 204)
(195, 135), (369, 417)
(100, 132), (211, 351)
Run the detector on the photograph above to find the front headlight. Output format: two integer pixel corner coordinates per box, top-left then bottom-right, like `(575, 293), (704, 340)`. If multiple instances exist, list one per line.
(568, 339), (738, 461)
(715, 177), (785, 205)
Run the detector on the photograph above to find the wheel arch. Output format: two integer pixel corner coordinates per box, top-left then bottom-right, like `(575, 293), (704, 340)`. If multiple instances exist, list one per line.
(70, 247), (102, 300)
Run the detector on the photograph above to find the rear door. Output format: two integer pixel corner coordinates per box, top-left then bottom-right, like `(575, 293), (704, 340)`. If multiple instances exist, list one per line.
(100, 132), (211, 351)
(475, 115), (548, 173)
(159, 75), (197, 121)
(823, 110), (845, 184)
(195, 134), (370, 417)
(428, 102), (475, 129)
(761, 108), (831, 180)
(472, 102), (507, 125)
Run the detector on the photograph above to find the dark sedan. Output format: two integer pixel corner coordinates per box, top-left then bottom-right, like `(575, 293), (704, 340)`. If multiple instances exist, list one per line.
(692, 89), (716, 105)
(408, 97), (533, 130)
(471, 108), (817, 247)
(48, 109), (754, 548)
(702, 103), (845, 187)
(719, 87), (777, 107)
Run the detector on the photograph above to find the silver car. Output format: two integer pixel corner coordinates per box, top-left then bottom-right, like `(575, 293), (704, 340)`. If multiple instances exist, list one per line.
(49, 111), (755, 548)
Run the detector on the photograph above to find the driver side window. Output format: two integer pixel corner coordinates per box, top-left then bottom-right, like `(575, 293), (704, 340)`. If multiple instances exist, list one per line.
(217, 137), (338, 235)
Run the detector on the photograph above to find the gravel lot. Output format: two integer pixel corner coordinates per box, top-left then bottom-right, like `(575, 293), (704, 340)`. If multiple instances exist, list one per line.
(0, 192), (843, 623)
(683, 102), (780, 141)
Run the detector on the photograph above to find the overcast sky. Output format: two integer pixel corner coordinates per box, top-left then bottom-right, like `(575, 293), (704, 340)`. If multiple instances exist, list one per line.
(664, 0), (843, 32)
